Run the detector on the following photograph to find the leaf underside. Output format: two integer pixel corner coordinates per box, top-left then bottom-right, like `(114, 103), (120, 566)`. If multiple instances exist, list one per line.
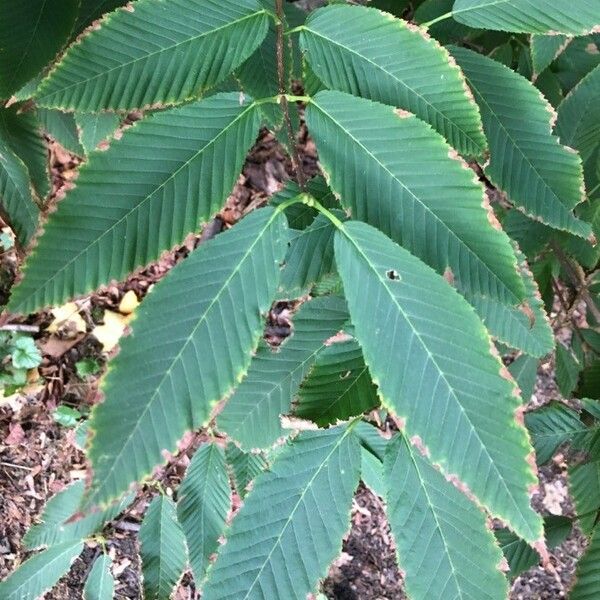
(335, 220), (541, 542)
(202, 425), (361, 600)
(384, 435), (508, 600)
(86, 207), (287, 508)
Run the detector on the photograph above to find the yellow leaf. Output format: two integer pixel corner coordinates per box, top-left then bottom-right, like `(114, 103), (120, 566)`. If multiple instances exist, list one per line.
(92, 310), (130, 352)
(119, 290), (140, 315)
(47, 302), (86, 334)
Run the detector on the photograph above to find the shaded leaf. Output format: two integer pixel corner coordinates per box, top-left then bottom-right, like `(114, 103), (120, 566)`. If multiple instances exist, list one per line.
(177, 443), (230, 582)
(0, 106), (49, 199)
(294, 337), (379, 426)
(35, 0), (270, 111)
(218, 295), (349, 449)
(140, 496), (187, 600)
(0, 0), (78, 98)
(202, 425), (361, 600)
(225, 442), (268, 498)
(451, 46), (590, 238)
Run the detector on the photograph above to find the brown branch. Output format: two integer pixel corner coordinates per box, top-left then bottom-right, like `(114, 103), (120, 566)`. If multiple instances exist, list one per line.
(551, 240), (600, 325)
(275, 0), (306, 189)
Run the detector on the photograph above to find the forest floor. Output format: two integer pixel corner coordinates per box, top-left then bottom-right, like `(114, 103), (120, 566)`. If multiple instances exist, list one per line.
(0, 125), (588, 599)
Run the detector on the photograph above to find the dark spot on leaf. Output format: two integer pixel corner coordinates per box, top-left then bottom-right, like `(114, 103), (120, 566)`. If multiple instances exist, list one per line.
(386, 269), (401, 281)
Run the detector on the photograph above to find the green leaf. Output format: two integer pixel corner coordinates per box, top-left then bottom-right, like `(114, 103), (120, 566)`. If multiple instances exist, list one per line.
(35, 0), (271, 111)
(140, 496), (187, 600)
(525, 402), (588, 465)
(83, 555), (114, 600)
(37, 109), (85, 156)
(86, 207), (287, 508)
(278, 211), (340, 298)
(0, 135), (40, 246)
(270, 176), (338, 231)
(361, 447), (386, 498)
(554, 35), (600, 94)
(452, 0), (600, 35)
(578, 360), (600, 399)
(570, 524), (600, 599)
(414, 0), (480, 45)
(8, 93), (262, 315)
(294, 337), (379, 426)
(334, 220), (541, 542)
(202, 425), (361, 600)
(306, 90), (526, 308)
(355, 420), (388, 460)
(225, 442), (268, 497)
(384, 434), (508, 600)
(556, 343), (583, 397)
(450, 46), (590, 238)
(74, 1), (128, 35)
(0, 0), (79, 98)
(236, 1), (304, 130)
(556, 64), (600, 163)
(0, 106), (49, 199)
(23, 480), (133, 550)
(75, 112), (120, 154)
(300, 4), (487, 157)
(75, 358), (101, 379)
(569, 460), (600, 534)
(467, 246), (554, 357)
(0, 540), (83, 600)
(11, 336), (41, 369)
(177, 443), (230, 582)
(218, 295), (349, 449)
(53, 406), (82, 428)
(508, 354), (538, 403)
(495, 516), (571, 579)
(531, 35), (572, 79)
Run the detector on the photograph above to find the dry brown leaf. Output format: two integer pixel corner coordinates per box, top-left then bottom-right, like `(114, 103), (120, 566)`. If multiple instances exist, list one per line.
(47, 302), (86, 335)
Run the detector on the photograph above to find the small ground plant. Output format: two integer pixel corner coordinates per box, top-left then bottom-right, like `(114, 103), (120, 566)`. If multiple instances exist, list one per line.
(1, 0), (600, 598)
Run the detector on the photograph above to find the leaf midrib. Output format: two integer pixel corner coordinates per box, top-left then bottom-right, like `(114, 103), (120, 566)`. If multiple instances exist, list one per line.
(302, 25), (484, 154)
(397, 444), (469, 600)
(36, 10), (269, 102)
(458, 62), (587, 234)
(311, 99), (523, 304)
(13, 100), (259, 312)
(241, 428), (355, 600)
(89, 210), (281, 505)
(339, 225), (537, 541)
